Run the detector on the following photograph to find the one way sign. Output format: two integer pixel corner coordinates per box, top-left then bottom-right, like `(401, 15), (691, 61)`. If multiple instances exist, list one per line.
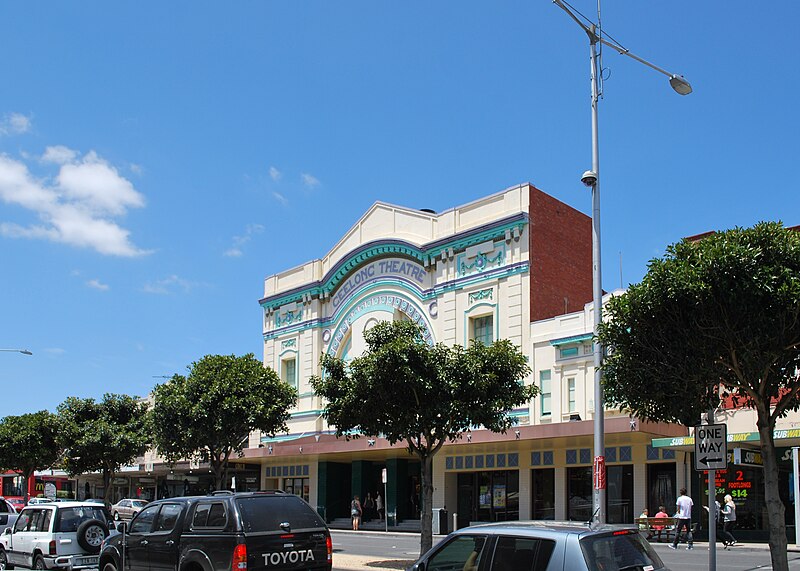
(694, 423), (728, 471)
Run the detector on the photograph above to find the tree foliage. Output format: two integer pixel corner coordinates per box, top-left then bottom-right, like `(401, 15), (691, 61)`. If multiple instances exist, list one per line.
(597, 222), (800, 571)
(0, 411), (60, 501)
(310, 320), (534, 555)
(151, 353), (297, 490)
(57, 394), (151, 504)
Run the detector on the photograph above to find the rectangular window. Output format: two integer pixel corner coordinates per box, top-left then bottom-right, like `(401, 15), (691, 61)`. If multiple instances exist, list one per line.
(282, 358), (297, 388)
(471, 315), (494, 346)
(567, 378), (576, 412)
(540, 370), (551, 416)
(560, 346), (579, 358)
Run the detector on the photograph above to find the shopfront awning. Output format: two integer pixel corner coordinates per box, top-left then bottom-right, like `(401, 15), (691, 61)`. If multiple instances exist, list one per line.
(652, 427), (800, 451)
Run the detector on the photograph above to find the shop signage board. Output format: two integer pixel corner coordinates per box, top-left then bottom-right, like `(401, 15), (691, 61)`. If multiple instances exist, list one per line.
(694, 423), (727, 471)
(733, 448), (763, 467)
(593, 456), (606, 490)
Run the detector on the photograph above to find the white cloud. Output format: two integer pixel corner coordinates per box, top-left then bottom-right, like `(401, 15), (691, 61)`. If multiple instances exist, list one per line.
(269, 166), (281, 181)
(43, 347), (66, 355)
(86, 278), (110, 291)
(0, 150), (150, 257)
(0, 113), (32, 135)
(272, 191), (288, 206)
(130, 163), (143, 175)
(142, 274), (198, 295)
(41, 145), (78, 165)
(224, 223), (264, 257)
(301, 173), (320, 188)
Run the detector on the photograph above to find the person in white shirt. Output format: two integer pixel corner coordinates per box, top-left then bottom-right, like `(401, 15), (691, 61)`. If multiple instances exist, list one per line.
(670, 488), (694, 550)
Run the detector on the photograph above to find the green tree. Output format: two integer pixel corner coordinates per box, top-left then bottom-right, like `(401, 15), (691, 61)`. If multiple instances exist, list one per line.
(57, 394), (151, 505)
(310, 320), (534, 555)
(597, 222), (800, 571)
(0, 411), (60, 502)
(151, 353), (297, 491)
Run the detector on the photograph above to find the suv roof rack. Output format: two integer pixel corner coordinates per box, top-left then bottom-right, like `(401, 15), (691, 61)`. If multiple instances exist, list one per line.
(209, 491), (235, 496)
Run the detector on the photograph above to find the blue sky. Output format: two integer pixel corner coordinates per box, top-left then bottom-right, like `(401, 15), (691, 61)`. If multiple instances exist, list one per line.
(1, 1), (798, 418)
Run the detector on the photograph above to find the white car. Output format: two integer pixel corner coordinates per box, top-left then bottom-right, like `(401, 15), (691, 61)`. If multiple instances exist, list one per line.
(0, 501), (110, 570)
(0, 498), (18, 535)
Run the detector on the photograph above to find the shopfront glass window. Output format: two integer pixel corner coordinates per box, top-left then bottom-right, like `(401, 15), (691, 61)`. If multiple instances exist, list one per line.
(284, 477), (309, 503)
(458, 470), (519, 525)
(607, 464), (634, 524)
(567, 466), (593, 522)
(532, 468), (555, 520)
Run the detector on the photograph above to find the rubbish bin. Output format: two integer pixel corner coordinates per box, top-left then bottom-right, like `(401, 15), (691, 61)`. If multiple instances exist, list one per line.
(432, 508), (449, 535)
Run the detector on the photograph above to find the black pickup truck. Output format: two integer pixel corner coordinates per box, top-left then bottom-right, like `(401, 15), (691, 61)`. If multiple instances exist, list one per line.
(98, 491), (332, 571)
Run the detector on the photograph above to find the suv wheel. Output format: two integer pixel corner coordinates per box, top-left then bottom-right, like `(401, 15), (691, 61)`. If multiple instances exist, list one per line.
(77, 519), (109, 553)
(0, 547), (14, 570)
(33, 556), (45, 571)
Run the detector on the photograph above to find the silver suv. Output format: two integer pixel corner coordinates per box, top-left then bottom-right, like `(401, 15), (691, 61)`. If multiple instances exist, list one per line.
(0, 501), (110, 570)
(408, 521), (670, 571)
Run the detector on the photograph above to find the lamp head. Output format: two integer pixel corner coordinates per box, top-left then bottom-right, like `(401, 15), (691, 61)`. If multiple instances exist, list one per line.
(581, 170), (598, 187)
(669, 75), (693, 95)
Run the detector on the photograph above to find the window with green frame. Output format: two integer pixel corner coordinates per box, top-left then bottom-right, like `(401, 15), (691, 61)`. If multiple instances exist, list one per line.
(282, 357), (297, 388)
(471, 315), (494, 346)
(540, 370), (552, 416)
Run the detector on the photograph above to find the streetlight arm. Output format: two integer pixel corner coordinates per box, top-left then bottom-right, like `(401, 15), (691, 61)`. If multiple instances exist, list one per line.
(552, 0), (692, 95)
(0, 348), (32, 355)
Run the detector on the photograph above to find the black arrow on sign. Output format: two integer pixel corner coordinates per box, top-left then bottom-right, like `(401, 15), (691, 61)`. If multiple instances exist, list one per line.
(699, 456), (722, 466)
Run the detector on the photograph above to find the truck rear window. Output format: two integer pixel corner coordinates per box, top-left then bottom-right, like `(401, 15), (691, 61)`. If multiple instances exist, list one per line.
(236, 496), (324, 532)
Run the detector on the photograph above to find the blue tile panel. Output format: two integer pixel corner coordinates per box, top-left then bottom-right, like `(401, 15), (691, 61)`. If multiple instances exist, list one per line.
(604, 447), (617, 463)
(269, 465), (310, 478)
(579, 448), (591, 464)
(446, 454), (520, 470)
(543, 451), (554, 465)
(619, 446), (632, 462)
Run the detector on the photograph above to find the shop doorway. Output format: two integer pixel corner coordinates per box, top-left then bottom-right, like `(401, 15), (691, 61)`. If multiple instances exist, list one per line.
(456, 470), (519, 528)
(647, 463), (676, 515)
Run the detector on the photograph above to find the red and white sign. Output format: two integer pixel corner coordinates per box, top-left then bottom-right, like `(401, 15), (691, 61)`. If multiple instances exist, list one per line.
(594, 456), (606, 490)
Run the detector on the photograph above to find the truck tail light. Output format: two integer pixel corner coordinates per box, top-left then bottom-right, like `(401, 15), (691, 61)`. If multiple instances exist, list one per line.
(326, 534), (332, 562)
(232, 543), (247, 571)
(49, 539), (57, 555)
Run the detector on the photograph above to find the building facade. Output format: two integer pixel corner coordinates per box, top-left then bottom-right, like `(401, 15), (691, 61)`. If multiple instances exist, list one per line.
(246, 183), (684, 527)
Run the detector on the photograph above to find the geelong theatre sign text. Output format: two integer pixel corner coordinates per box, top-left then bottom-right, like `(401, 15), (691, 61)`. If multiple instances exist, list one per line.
(332, 258), (426, 310)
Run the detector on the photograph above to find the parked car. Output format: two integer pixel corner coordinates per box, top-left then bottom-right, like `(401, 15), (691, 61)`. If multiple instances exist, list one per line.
(0, 498), (19, 535)
(4, 500), (25, 512)
(26, 498), (54, 506)
(99, 490), (332, 571)
(406, 520), (670, 571)
(109, 499), (148, 521)
(0, 501), (111, 570)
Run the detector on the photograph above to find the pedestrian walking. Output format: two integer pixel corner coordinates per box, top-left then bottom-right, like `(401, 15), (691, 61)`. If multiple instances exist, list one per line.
(669, 488), (694, 550)
(376, 491), (384, 521)
(351, 495), (363, 531)
(719, 494), (737, 548)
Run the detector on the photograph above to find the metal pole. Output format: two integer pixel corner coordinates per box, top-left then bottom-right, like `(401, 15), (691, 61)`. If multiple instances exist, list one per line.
(589, 24), (606, 526)
(384, 479), (388, 533)
(707, 410), (716, 571)
(793, 447), (800, 548)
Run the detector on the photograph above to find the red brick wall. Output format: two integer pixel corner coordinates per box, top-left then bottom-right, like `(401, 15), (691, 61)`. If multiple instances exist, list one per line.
(528, 185), (593, 322)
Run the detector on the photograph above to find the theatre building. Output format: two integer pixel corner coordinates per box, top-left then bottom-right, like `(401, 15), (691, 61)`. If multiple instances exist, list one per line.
(245, 183), (684, 528)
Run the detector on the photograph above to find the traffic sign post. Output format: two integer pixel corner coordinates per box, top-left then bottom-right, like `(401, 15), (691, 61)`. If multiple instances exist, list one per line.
(696, 420), (727, 571)
(694, 423), (727, 471)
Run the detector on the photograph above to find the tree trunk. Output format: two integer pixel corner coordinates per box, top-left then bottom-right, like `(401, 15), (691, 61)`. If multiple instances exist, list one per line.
(419, 452), (434, 556)
(756, 403), (788, 571)
(22, 469), (33, 503)
(102, 468), (112, 506)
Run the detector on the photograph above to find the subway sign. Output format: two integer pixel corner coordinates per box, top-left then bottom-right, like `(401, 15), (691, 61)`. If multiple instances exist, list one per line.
(732, 448), (763, 467)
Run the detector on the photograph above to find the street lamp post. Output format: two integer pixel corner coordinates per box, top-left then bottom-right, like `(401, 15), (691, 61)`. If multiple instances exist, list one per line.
(553, 0), (691, 525)
(0, 348), (32, 355)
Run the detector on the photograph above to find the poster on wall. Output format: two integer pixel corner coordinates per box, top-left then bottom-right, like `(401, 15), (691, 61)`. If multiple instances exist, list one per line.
(479, 486), (491, 507)
(493, 485), (507, 509)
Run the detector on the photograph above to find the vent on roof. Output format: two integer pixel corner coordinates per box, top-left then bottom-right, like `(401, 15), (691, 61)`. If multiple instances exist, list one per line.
(420, 208), (436, 214)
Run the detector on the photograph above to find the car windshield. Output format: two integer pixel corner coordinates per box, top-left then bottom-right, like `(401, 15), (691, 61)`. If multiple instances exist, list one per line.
(580, 530), (665, 571)
(55, 506), (108, 532)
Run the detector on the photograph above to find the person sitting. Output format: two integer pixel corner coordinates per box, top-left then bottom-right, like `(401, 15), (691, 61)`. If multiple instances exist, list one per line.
(653, 505), (669, 542)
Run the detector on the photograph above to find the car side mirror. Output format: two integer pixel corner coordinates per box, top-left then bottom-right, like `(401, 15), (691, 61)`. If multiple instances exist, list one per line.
(116, 521), (128, 533)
